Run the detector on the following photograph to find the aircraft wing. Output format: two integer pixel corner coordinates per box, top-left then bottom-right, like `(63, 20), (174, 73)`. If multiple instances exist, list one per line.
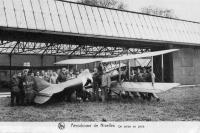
(54, 49), (179, 64)
(102, 49), (179, 63)
(54, 58), (102, 65)
(111, 82), (180, 94)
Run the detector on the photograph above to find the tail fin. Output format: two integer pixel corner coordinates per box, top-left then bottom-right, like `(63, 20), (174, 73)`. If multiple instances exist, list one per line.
(34, 77), (51, 92)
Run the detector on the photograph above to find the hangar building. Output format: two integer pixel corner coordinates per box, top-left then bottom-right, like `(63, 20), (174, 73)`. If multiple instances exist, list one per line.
(0, 0), (200, 84)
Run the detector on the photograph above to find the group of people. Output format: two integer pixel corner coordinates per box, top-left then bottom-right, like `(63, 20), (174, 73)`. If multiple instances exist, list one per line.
(130, 67), (155, 82)
(10, 68), (83, 106)
(128, 67), (160, 101)
(10, 65), (109, 106)
(31, 68), (80, 84)
(53, 63), (112, 103)
(10, 69), (36, 106)
(10, 64), (159, 106)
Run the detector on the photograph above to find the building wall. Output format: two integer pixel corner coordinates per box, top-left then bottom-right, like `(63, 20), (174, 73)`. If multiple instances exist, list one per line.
(0, 54), (76, 67)
(0, 54), (64, 81)
(194, 48), (200, 84)
(1, 47), (200, 85)
(173, 47), (200, 84)
(0, 54), (96, 81)
(0, 54), (10, 66)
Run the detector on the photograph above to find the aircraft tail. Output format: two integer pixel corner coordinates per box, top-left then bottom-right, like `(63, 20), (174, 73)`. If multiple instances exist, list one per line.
(34, 77), (51, 92)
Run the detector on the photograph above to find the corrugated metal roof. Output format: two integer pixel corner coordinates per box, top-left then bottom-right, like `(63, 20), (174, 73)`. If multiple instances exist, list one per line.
(0, 0), (200, 45)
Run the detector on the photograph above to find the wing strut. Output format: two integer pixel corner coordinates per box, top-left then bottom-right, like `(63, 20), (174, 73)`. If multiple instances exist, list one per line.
(151, 56), (154, 87)
(128, 59), (131, 81)
(161, 54), (164, 82)
(118, 61), (121, 82)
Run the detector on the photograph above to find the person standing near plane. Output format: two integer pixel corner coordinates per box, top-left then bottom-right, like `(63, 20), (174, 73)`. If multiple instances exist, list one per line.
(101, 70), (111, 102)
(97, 62), (105, 86)
(92, 68), (100, 101)
(96, 63), (106, 101)
(35, 71), (43, 79)
(43, 72), (50, 82)
(136, 67), (144, 82)
(135, 67), (147, 100)
(75, 71), (80, 78)
(56, 68), (68, 83)
(41, 70), (45, 79)
(10, 74), (21, 106)
(22, 69), (36, 105)
(130, 69), (136, 81)
(20, 69), (29, 105)
(69, 69), (76, 79)
(97, 62), (104, 76)
(49, 72), (58, 84)
(57, 68), (72, 101)
(146, 68), (160, 102)
(142, 67), (149, 82)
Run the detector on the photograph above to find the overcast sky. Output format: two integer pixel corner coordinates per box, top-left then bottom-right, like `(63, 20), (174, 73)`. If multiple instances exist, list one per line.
(70, 0), (200, 22)
(123, 0), (200, 22)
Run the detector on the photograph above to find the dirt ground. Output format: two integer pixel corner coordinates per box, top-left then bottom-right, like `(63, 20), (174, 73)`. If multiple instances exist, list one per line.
(0, 86), (200, 121)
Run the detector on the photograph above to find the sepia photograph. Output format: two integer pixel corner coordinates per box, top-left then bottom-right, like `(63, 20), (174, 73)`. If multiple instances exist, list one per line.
(0, 0), (200, 130)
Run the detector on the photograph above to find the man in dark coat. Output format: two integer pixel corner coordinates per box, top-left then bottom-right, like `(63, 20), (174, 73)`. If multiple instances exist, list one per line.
(92, 68), (100, 101)
(22, 70), (37, 105)
(10, 74), (21, 106)
(57, 68), (72, 102)
(56, 68), (69, 83)
(142, 68), (149, 82)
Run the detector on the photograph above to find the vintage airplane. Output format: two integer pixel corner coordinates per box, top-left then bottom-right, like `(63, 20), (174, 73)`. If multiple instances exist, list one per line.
(34, 60), (124, 104)
(102, 49), (180, 99)
(34, 49), (180, 104)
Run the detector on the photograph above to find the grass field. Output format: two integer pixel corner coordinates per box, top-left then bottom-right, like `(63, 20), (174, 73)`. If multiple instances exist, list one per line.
(0, 86), (200, 121)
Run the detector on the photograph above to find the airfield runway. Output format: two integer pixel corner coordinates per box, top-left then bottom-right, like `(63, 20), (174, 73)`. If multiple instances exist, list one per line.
(0, 86), (200, 121)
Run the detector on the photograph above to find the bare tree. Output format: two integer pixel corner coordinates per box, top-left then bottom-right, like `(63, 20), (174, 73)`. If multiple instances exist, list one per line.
(78, 0), (127, 10)
(141, 6), (177, 18)
(116, 1), (127, 10)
